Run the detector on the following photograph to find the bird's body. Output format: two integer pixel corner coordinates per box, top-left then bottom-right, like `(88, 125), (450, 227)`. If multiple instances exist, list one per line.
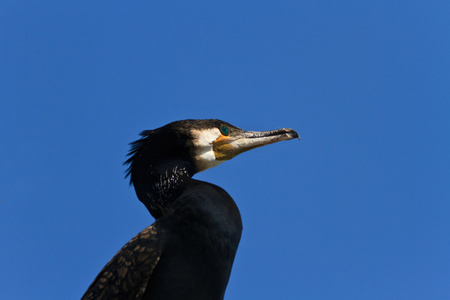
(84, 179), (241, 300)
(82, 119), (298, 300)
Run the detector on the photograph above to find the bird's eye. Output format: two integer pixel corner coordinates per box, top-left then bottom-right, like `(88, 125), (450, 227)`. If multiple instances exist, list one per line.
(220, 125), (229, 136)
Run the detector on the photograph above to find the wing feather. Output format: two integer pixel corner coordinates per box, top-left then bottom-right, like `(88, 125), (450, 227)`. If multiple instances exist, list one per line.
(82, 224), (162, 300)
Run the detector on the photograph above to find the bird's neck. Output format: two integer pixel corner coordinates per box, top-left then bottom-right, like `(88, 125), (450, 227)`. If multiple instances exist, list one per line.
(138, 160), (195, 219)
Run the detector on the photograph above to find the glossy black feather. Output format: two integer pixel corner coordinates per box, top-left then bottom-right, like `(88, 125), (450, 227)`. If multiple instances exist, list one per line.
(82, 179), (242, 300)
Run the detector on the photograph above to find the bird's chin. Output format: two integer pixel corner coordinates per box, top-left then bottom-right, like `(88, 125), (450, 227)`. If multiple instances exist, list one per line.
(194, 154), (225, 173)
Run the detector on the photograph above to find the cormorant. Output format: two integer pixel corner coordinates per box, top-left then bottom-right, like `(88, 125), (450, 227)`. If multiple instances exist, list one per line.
(82, 119), (299, 300)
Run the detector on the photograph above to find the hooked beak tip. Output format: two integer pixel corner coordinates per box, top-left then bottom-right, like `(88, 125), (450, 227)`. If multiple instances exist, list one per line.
(285, 128), (300, 141)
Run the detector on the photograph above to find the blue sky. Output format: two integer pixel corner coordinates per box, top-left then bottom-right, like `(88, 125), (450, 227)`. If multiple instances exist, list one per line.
(1, 1), (449, 299)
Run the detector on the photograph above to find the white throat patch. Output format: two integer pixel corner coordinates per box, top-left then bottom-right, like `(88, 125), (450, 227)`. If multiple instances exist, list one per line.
(191, 128), (224, 172)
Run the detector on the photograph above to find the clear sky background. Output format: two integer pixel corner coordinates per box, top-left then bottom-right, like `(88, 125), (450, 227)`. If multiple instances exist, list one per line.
(1, 1), (449, 299)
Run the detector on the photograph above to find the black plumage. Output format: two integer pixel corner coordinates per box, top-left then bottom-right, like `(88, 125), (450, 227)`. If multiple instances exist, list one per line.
(82, 119), (298, 300)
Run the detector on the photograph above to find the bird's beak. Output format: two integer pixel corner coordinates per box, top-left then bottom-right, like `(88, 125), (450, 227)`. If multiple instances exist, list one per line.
(213, 128), (300, 160)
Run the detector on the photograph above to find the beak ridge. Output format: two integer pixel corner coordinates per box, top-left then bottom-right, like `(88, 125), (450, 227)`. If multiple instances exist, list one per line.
(213, 127), (299, 160)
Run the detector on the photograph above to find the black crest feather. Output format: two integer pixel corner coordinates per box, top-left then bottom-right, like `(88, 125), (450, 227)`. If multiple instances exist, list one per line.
(124, 130), (154, 184)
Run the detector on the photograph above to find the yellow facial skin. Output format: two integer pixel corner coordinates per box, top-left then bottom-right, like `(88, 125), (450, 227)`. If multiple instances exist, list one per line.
(212, 135), (240, 161)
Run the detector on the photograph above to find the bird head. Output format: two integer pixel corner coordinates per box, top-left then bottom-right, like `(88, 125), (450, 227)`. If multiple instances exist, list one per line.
(126, 119), (299, 175)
